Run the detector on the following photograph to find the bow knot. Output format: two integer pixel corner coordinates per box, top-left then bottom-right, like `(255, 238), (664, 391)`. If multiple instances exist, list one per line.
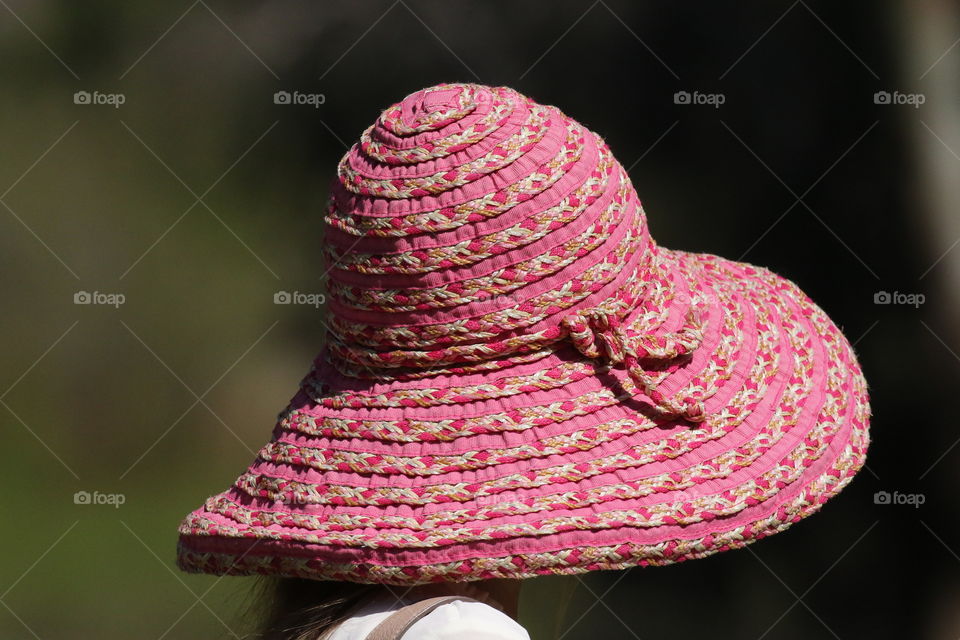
(561, 302), (708, 422)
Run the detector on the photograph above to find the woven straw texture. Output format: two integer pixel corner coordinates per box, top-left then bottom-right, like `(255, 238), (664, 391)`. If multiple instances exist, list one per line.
(177, 83), (870, 585)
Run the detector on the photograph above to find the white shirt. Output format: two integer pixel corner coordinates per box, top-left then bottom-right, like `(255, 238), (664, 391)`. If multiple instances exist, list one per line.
(327, 595), (530, 640)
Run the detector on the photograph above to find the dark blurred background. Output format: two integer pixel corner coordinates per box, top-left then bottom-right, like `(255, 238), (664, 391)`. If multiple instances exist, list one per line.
(1, 1), (957, 638)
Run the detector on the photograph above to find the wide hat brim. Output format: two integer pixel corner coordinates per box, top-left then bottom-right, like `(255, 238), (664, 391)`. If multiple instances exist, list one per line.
(177, 244), (870, 585)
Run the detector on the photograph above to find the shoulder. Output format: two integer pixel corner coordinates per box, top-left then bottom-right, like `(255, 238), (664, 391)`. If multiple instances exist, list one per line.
(406, 600), (530, 640)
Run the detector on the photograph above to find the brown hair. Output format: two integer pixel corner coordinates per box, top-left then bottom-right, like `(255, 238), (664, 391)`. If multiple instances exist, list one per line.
(255, 577), (382, 640)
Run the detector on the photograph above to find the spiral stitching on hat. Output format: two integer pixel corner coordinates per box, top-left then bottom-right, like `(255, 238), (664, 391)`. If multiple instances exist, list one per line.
(379, 83), (479, 136)
(338, 102), (551, 199)
(361, 87), (512, 165)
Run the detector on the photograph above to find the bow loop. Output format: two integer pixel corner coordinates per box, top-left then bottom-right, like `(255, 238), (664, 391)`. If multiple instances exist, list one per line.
(560, 307), (625, 362)
(561, 300), (708, 422)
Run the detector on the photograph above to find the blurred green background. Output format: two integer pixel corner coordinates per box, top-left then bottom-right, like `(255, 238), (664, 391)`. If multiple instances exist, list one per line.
(2, 1), (959, 638)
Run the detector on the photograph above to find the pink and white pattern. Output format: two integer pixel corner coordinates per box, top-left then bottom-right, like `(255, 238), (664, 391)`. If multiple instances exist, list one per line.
(177, 83), (870, 585)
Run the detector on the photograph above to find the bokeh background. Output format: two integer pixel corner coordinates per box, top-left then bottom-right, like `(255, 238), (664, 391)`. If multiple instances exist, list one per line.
(2, 1), (958, 638)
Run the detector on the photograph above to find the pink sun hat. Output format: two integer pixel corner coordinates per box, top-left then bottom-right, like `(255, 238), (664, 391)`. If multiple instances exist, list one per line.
(177, 83), (870, 585)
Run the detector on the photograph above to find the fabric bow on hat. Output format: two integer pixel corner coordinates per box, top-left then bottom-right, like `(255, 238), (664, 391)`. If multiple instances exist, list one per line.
(560, 300), (708, 422)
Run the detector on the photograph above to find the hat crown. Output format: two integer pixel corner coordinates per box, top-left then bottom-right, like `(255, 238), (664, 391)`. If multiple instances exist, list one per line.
(323, 83), (653, 375)
(388, 83), (477, 134)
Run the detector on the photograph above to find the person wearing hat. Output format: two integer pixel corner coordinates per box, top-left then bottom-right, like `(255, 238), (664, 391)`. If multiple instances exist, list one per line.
(176, 83), (871, 639)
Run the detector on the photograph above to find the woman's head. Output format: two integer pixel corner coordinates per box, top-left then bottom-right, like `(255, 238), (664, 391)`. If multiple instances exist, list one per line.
(256, 578), (377, 640)
(255, 576), (525, 639)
